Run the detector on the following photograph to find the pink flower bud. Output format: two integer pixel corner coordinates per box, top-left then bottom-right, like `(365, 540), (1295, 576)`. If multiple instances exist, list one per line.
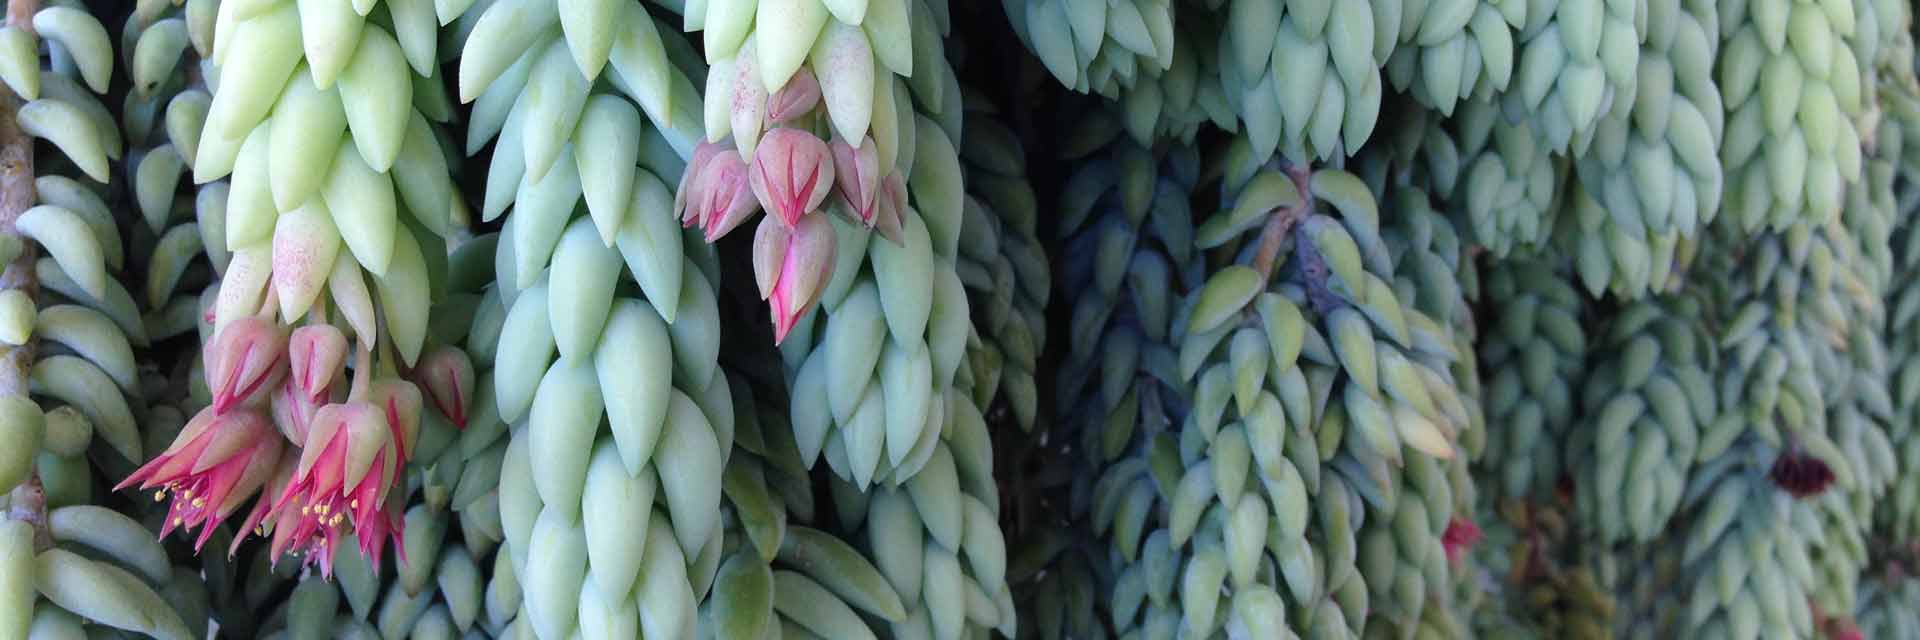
(205, 317), (289, 414)
(749, 128), (836, 228)
(767, 69), (821, 123)
(413, 346), (475, 429)
(288, 324), (349, 400)
(683, 147), (756, 242)
(832, 137), (882, 227)
(695, 150), (761, 242)
(753, 214), (836, 344)
(675, 141), (726, 224)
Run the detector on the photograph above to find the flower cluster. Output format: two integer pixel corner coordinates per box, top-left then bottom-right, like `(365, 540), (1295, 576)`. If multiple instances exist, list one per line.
(676, 66), (908, 344)
(119, 298), (472, 577)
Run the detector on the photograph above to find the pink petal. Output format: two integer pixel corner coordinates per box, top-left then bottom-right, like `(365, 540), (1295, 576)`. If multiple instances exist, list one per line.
(752, 216), (790, 301)
(778, 213), (837, 318)
(368, 379), (423, 463)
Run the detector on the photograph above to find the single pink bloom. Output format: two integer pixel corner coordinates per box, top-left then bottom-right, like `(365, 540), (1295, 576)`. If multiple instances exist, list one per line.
(264, 401), (400, 575)
(115, 407), (284, 552)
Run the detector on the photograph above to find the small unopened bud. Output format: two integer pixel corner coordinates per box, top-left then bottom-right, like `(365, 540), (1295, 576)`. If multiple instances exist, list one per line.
(287, 324), (348, 400)
(1770, 450), (1835, 498)
(766, 69), (821, 123)
(205, 317), (289, 414)
(413, 346), (475, 428)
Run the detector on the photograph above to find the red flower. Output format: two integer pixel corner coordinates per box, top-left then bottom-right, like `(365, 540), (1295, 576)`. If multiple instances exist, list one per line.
(1771, 450), (1835, 498)
(1441, 518), (1483, 564)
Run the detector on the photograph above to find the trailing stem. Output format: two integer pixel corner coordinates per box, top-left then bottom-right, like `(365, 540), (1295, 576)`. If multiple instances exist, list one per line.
(1, 0), (45, 551)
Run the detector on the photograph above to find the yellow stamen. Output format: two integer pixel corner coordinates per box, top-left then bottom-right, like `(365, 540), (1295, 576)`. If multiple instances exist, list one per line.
(153, 491), (165, 502)
(173, 517), (184, 526)
(180, 489), (193, 499)
(350, 499), (358, 509)
(301, 505), (311, 515)
(191, 498), (206, 508)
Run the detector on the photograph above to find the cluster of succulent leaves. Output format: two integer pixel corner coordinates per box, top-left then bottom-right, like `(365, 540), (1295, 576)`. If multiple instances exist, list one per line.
(10, 0), (1920, 639)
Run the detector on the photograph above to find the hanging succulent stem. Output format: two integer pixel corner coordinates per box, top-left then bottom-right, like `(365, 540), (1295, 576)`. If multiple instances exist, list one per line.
(0, 0), (43, 551)
(1250, 163), (1315, 283)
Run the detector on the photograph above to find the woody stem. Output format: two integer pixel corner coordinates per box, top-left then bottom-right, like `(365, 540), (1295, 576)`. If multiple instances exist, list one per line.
(1249, 163), (1315, 282)
(0, 0), (45, 552)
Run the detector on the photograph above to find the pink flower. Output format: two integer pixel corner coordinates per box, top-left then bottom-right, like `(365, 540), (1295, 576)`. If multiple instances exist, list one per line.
(288, 324), (348, 400)
(767, 69), (821, 123)
(682, 147), (760, 242)
(831, 137), (881, 227)
(204, 317), (289, 414)
(264, 401), (401, 575)
(749, 128), (835, 227)
(115, 407), (284, 551)
(1441, 518), (1483, 565)
(753, 213), (836, 345)
(413, 346), (475, 429)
